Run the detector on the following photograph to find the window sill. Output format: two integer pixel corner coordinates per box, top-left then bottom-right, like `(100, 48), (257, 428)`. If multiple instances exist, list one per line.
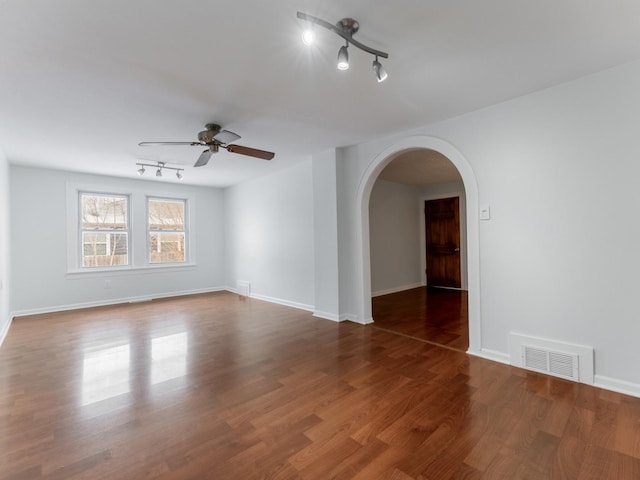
(66, 263), (197, 279)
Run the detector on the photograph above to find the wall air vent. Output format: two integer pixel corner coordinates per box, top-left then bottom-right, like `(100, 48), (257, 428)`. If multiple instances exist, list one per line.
(509, 333), (594, 384)
(236, 281), (251, 297)
(523, 346), (579, 381)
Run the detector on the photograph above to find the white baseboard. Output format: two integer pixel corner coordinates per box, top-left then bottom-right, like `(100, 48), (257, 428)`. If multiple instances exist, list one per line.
(467, 347), (510, 365)
(372, 282), (425, 298)
(468, 347), (640, 399)
(227, 289), (368, 324)
(313, 311), (341, 322)
(10, 287), (227, 318)
(311, 310), (374, 324)
(339, 313), (373, 325)
(241, 291), (314, 313)
(594, 375), (640, 399)
(0, 315), (12, 348)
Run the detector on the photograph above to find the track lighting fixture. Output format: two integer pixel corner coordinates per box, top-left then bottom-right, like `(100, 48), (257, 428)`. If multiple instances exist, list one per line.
(297, 11), (389, 82)
(135, 162), (184, 180)
(372, 55), (388, 82)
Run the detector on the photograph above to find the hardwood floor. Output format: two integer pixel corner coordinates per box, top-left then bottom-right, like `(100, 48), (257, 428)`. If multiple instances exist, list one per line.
(372, 287), (468, 351)
(1, 291), (640, 479)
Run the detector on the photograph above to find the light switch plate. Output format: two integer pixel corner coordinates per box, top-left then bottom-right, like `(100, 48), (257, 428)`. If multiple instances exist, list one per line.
(480, 205), (491, 220)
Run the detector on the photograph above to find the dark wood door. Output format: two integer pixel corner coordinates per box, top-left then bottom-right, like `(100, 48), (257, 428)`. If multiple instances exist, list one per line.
(425, 197), (461, 288)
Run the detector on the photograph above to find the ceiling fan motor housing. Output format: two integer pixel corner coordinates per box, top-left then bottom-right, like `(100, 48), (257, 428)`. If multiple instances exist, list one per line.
(198, 124), (221, 144)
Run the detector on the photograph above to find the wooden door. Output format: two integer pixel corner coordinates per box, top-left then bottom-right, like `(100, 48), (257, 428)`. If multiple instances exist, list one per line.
(425, 197), (461, 288)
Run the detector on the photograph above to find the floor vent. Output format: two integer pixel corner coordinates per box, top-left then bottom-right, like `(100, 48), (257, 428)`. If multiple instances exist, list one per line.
(509, 333), (594, 384)
(523, 346), (579, 381)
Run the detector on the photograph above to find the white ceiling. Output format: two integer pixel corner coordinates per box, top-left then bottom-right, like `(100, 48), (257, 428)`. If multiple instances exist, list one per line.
(2, 1), (640, 187)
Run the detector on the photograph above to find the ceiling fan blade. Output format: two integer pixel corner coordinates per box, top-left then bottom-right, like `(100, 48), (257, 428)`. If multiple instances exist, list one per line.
(213, 129), (241, 144)
(139, 142), (202, 146)
(226, 144), (275, 160)
(194, 149), (213, 167)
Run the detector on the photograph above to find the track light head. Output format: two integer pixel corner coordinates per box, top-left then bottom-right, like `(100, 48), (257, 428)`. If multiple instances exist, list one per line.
(176, 170), (183, 180)
(301, 28), (315, 45)
(137, 166), (145, 176)
(373, 56), (388, 82)
(337, 44), (349, 70)
(156, 168), (162, 177)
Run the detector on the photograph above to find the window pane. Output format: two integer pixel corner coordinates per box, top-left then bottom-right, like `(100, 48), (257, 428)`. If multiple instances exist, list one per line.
(112, 233), (127, 255)
(82, 232), (128, 267)
(148, 199), (184, 231)
(149, 232), (185, 263)
(81, 194), (128, 230)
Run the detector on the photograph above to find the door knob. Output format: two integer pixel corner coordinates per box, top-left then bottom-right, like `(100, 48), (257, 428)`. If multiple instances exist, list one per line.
(454, 247), (460, 252)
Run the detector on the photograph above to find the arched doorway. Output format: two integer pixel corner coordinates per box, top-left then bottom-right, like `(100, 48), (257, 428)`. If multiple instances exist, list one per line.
(369, 149), (468, 349)
(355, 136), (481, 354)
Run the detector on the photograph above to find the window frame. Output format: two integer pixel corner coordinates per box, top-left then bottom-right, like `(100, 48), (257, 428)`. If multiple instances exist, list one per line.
(78, 191), (131, 269)
(146, 196), (189, 265)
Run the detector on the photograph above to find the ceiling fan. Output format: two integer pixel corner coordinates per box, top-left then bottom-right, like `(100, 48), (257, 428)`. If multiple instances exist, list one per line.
(138, 123), (275, 167)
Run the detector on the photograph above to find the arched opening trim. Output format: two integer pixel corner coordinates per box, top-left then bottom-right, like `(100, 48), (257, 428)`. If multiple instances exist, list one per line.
(354, 136), (482, 354)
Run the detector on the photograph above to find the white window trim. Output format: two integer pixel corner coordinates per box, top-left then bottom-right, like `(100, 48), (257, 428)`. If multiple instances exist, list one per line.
(66, 182), (196, 276)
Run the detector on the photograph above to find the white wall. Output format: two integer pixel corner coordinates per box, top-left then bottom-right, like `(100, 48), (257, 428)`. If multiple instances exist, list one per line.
(312, 150), (340, 320)
(336, 58), (640, 393)
(224, 160), (315, 310)
(10, 166), (225, 314)
(0, 148), (10, 342)
(369, 179), (422, 295)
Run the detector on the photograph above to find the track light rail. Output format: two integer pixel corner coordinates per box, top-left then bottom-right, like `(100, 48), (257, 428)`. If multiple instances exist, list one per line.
(296, 12), (389, 59)
(136, 162), (184, 180)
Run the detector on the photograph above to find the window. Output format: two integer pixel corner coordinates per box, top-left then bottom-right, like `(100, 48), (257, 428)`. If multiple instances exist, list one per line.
(148, 198), (186, 264)
(80, 193), (129, 267)
(68, 184), (195, 274)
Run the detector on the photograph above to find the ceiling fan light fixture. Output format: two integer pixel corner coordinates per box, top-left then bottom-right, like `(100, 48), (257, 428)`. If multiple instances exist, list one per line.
(337, 43), (349, 70)
(373, 56), (388, 82)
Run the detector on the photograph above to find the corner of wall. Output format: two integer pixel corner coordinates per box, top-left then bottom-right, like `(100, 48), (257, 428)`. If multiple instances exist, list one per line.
(0, 148), (11, 347)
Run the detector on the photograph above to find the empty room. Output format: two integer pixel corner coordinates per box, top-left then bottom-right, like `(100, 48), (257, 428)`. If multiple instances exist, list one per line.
(2, 2), (640, 479)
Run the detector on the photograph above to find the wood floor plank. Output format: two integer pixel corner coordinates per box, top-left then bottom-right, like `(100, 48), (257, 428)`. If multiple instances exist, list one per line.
(2, 290), (640, 479)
